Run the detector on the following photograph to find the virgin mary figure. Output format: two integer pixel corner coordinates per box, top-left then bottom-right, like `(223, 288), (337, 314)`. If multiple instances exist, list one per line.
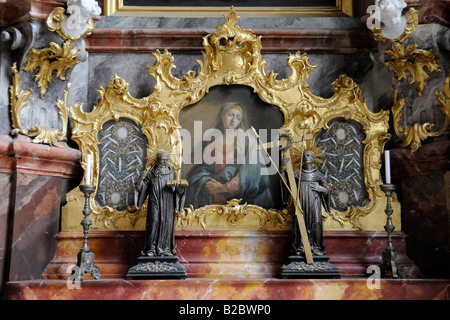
(185, 102), (277, 209)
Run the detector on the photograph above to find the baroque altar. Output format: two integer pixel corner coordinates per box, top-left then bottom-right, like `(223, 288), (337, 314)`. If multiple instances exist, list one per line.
(3, 1), (449, 301)
(42, 7), (415, 280)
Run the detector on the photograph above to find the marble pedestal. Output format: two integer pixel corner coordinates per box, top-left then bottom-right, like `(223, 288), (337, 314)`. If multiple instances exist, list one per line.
(126, 255), (187, 280)
(0, 134), (81, 294)
(281, 255), (341, 279)
(5, 278), (449, 300)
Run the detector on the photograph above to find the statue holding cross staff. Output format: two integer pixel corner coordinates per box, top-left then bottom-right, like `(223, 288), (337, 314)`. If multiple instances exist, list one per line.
(251, 126), (341, 278)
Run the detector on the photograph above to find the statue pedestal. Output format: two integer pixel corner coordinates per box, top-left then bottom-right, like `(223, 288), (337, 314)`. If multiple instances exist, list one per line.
(281, 255), (341, 279)
(126, 255), (187, 280)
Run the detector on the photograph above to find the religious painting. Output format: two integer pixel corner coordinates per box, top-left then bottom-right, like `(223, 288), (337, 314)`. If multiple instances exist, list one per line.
(179, 85), (284, 210)
(63, 8), (398, 232)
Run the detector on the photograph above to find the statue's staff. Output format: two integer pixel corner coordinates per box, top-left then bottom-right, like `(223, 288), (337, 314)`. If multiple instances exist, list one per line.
(295, 125), (307, 203)
(251, 126), (313, 264)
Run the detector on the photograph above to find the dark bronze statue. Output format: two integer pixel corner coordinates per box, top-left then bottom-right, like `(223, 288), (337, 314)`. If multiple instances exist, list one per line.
(286, 150), (331, 257)
(135, 151), (186, 257)
(280, 148), (340, 278)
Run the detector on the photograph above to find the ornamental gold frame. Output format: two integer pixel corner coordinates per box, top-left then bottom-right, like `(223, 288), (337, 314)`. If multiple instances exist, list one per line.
(62, 8), (399, 232)
(104, 0), (353, 17)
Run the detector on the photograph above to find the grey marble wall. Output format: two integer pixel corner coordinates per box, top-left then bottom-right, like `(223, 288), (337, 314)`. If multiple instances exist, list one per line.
(85, 51), (377, 112)
(0, 36), (12, 135)
(2, 14), (449, 143)
(94, 15), (365, 30)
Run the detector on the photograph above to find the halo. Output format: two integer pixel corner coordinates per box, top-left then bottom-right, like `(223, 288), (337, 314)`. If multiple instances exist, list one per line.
(146, 144), (174, 170)
(303, 139), (325, 167)
(290, 139), (325, 170)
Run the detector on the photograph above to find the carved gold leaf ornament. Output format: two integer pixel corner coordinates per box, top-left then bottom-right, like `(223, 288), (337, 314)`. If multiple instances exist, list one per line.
(10, 6), (96, 148)
(10, 63), (32, 134)
(23, 6), (93, 98)
(22, 41), (80, 98)
(384, 42), (441, 96)
(391, 74), (450, 153)
(435, 73), (450, 133)
(10, 63), (74, 147)
(371, 7), (448, 153)
(62, 8), (399, 232)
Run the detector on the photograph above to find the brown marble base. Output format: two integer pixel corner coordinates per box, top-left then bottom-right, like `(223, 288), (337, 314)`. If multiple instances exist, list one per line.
(0, 134), (81, 293)
(42, 230), (421, 280)
(85, 28), (377, 54)
(5, 278), (449, 300)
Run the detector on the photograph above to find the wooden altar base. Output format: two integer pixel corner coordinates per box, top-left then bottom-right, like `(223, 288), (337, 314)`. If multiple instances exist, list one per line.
(5, 278), (449, 300)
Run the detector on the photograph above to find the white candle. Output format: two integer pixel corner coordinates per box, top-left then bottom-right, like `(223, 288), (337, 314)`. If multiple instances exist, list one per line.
(85, 153), (92, 185)
(384, 150), (391, 184)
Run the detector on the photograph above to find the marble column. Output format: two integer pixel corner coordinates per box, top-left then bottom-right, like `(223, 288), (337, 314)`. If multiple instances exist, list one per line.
(391, 136), (450, 278)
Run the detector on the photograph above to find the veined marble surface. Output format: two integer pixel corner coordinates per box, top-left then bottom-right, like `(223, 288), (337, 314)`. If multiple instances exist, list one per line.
(94, 15), (367, 30)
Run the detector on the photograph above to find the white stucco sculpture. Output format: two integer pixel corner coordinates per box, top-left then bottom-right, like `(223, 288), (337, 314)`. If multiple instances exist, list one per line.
(375, 0), (408, 40)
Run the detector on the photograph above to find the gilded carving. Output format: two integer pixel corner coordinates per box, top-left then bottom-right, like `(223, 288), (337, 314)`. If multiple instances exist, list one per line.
(384, 42), (441, 96)
(176, 199), (292, 231)
(10, 5), (99, 147)
(371, 7), (447, 153)
(372, 9), (441, 96)
(22, 6), (97, 97)
(392, 74), (450, 153)
(46, 7), (95, 41)
(22, 41), (80, 98)
(63, 8), (398, 232)
(10, 63), (75, 147)
(103, 1), (354, 17)
(10, 63), (32, 134)
(435, 73), (450, 134)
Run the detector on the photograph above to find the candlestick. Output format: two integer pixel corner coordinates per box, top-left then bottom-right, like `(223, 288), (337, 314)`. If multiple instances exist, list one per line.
(384, 150), (391, 184)
(85, 153), (92, 185)
(70, 184), (101, 280)
(379, 184), (404, 278)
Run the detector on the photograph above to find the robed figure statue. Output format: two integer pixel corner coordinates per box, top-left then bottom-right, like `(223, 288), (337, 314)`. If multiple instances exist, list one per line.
(280, 148), (340, 278)
(287, 150), (331, 257)
(135, 151), (186, 257)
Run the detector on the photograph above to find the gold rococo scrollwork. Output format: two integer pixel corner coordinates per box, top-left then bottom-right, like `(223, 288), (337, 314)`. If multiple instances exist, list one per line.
(371, 8), (448, 153)
(10, 7), (97, 148)
(22, 7), (94, 98)
(391, 74), (450, 153)
(63, 8), (399, 232)
(372, 9), (441, 97)
(10, 63), (74, 147)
